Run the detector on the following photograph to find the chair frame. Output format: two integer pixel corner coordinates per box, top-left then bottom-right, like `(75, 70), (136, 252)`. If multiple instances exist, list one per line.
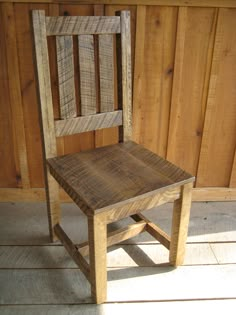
(32, 10), (194, 304)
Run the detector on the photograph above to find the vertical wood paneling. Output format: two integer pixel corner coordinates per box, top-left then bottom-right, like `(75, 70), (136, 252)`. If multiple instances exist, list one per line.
(197, 8), (236, 187)
(14, 3), (48, 187)
(133, 5), (178, 157)
(0, 4), (17, 188)
(2, 3), (30, 188)
(167, 7), (218, 175)
(230, 151), (236, 188)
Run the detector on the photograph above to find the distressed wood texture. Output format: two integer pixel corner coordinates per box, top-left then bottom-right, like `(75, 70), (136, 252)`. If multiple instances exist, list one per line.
(78, 34), (97, 116)
(0, 2), (236, 201)
(46, 16), (121, 35)
(56, 35), (77, 119)
(55, 110), (123, 137)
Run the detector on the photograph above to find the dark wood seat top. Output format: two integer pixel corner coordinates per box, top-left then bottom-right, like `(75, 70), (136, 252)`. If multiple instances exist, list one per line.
(47, 141), (194, 212)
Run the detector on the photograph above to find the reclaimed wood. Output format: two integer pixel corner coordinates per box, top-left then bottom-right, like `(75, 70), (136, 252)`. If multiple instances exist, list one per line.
(78, 35), (97, 116)
(78, 221), (147, 257)
(88, 216), (107, 304)
(55, 110), (123, 137)
(169, 182), (193, 266)
(46, 16), (121, 35)
(54, 224), (90, 280)
(99, 34), (115, 112)
(197, 8), (236, 187)
(56, 35), (77, 119)
(47, 141), (193, 213)
(32, 10), (61, 241)
(120, 11), (132, 141)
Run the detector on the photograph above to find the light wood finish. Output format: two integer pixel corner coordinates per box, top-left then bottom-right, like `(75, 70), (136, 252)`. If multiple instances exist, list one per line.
(32, 10), (195, 303)
(32, 10), (61, 241)
(54, 223), (90, 280)
(169, 182), (193, 266)
(99, 34), (115, 112)
(131, 213), (171, 249)
(46, 16), (121, 36)
(78, 34), (97, 116)
(230, 150), (236, 188)
(167, 7), (217, 174)
(78, 221), (147, 257)
(196, 8), (236, 187)
(120, 11), (132, 141)
(88, 216), (107, 304)
(55, 110), (122, 137)
(56, 35), (76, 119)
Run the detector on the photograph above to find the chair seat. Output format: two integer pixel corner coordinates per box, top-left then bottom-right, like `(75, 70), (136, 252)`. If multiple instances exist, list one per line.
(47, 141), (194, 212)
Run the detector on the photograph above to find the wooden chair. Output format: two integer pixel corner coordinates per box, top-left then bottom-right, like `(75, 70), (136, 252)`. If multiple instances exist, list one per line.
(32, 10), (195, 304)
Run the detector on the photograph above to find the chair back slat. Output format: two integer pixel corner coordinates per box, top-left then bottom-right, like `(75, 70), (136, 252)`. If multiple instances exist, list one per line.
(99, 34), (115, 112)
(46, 16), (121, 36)
(56, 35), (76, 119)
(78, 35), (97, 116)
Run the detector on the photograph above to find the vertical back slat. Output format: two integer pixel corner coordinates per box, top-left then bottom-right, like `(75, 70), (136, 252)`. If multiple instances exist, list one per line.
(78, 35), (96, 116)
(120, 11), (132, 141)
(56, 36), (76, 119)
(99, 34), (114, 112)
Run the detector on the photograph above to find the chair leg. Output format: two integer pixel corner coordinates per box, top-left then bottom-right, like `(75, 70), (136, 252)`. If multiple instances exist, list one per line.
(45, 171), (61, 242)
(169, 182), (193, 266)
(88, 215), (107, 304)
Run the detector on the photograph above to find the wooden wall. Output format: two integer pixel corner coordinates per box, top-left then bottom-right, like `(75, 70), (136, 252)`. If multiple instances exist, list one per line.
(0, 0), (235, 201)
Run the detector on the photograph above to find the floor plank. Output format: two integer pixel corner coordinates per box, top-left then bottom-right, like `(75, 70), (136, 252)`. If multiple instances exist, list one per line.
(0, 201), (236, 245)
(0, 265), (236, 304)
(1, 300), (236, 315)
(0, 243), (217, 268)
(211, 243), (236, 264)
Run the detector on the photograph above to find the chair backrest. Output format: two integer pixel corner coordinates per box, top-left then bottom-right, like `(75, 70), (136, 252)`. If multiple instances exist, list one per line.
(32, 10), (132, 159)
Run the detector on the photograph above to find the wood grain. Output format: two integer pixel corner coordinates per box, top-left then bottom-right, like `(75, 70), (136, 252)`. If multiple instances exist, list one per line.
(55, 110), (123, 137)
(197, 8), (236, 187)
(46, 15), (121, 35)
(133, 5), (178, 157)
(78, 35), (97, 116)
(99, 34), (115, 112)
(0, 4), (17, 188)
(56, 35), (77, 119)
(167, 7), (218, 175)
(230, 150), (236, 188)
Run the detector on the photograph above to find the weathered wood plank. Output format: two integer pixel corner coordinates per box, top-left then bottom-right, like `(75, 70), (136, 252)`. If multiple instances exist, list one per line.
(167, 7), (217, 175)
(120, 11), (132, 141)
(211, 243), (236, 264)
(32, 10), (61, 241)
(55, 110), (123, 137)
(99, 34), (115, 112)
(1, 265), (236, 303)
(78, 35), (97, 116)
(56, 35), (76, 119)
(196, 8), (236, 187)
(46, 16), (121, 35)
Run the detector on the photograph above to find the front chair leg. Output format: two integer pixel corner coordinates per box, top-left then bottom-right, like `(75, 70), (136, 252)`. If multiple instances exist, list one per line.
(88, 215), (107, 304)
(169, 182), (193, 266)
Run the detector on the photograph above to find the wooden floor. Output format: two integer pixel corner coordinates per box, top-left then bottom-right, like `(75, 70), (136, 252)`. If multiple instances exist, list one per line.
(0, 201), (236, 314)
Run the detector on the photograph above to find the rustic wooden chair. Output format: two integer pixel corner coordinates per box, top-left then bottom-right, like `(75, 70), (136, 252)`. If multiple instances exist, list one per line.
(32, 10), (195, 304)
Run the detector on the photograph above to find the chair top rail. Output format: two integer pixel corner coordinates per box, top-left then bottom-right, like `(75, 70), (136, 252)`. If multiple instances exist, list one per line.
(46, 16), (121, 36)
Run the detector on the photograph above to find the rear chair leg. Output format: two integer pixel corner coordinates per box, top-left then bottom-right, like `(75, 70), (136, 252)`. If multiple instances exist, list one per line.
(88, 215), (107, 304)
(169, 182), (193, 266)
(45, 171), (61, 242)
